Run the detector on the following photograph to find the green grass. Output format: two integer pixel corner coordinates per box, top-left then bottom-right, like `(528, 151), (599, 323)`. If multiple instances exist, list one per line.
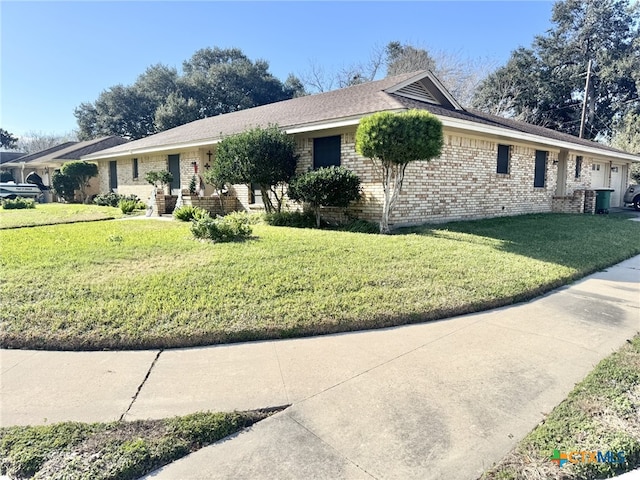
(1, 213), (639, 350)
(481, 335), (640, 479)
(0, 203), (126, 229)
(0, 409), (280, 480)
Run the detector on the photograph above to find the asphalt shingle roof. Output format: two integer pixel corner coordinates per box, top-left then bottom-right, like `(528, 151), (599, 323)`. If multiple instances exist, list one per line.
(8, 137), (128, 165)
(86, 70), (636, 160)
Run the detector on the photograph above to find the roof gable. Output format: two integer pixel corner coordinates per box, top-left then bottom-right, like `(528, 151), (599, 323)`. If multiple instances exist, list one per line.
(384, 71), (463, 110)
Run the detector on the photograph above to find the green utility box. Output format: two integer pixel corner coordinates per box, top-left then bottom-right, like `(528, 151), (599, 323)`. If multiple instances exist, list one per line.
(594, 189), (614, 214)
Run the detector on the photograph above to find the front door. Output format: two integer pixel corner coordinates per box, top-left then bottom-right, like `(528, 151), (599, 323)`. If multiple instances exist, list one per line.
(610, 165), (623, 207)
(168, 154), (180, 195)
(109, 161), (118, 192)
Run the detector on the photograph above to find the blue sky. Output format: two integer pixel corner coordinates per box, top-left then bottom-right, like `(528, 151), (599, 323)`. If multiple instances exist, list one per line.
(1, 1), (555, 138)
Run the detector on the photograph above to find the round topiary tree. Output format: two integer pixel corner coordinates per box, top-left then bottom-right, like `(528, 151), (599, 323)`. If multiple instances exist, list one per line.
(60, 161), (99, 204)
(288, 166), (361, 228)
(356, 109), (443, 233)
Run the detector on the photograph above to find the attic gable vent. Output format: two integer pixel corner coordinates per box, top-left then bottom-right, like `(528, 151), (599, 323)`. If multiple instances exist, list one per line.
(395, 81), (438, 104)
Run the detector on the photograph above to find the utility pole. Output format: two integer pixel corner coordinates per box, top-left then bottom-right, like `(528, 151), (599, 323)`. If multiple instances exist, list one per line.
(579, 59), (593, 139)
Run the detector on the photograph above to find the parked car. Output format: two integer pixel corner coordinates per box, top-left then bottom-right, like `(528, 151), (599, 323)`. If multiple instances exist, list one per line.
(623, 184), (640, 211)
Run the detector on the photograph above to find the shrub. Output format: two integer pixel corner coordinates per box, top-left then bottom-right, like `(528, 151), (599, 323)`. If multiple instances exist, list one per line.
(59, 161), (99, 204)
(2, 197), (36, 210)
(118, 199), (138, 214)
(51, 170), (76, 203)
(145, 170), (173, 189)
(190, 212), (252, 243)
(263, 210), (316, 228)
(173, 205), (207, 222)
(94, 192), (140, 207)
(339, 219), (379, 234)
(288, 166), (362, 228)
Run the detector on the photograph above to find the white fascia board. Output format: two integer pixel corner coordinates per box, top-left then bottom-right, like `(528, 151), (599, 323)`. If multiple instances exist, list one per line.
(82, 138), (223, 161)
(441, 117), (640, 163)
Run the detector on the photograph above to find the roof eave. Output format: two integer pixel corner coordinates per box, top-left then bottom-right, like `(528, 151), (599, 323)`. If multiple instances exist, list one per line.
(441, 116), (640, 162)
(82, 110), (409, 160)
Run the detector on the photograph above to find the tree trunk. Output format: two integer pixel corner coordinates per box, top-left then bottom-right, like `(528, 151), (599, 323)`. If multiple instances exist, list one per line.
(379, 162), (407, 234)
(260, 185), (274, 213)
(315, 207), (321, 228)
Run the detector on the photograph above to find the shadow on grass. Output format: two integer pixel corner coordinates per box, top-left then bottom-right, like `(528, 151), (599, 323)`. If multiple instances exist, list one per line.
(398, 213), (640, 273)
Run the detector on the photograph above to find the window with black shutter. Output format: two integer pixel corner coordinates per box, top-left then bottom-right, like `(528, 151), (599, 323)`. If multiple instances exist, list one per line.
(534, 150), (547, 188)
(313, 136), (341, 169)
(496, 144), (510, 174)
(575, 156), (583, 179)
(132, 158), (139, 180)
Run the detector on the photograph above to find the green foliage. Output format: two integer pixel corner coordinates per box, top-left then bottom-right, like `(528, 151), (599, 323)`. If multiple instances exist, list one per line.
(2, 197), (36, 210)
(190, 212), (253, 243)
(356, 110), (444, 165)
(0, 422), (99, 479)
(473, 0), (639, 140)
(145, 170), (173, 188)
(94, 192), (140, 208)
(288, 166), (362, 227)
(209, 126), (298, 213)
(0, 170), (15, 182)
(0, 410), (275, 480)
(0, 128), (18, 149)
(60, 161), (99, 203)
(263, 210), (317, 228)
(356, 110), (443, 233)
(51, 170), (77, 203)
(75, 48), (303, 140)
(118, 199), (138, 214)
(172, 205), (208, 222)
(338, 219), (379, 234)
(188, 175), (197, 194)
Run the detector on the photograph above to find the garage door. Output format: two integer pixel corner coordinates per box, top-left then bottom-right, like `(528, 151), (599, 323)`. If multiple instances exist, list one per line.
(591, 162), (606, 188)
(610, 165), (623, 207)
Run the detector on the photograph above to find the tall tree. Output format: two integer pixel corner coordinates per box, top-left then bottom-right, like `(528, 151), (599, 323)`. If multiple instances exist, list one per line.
(385, 41), (436, 77)
(356, 110), (443, 234)
(473, 0), (640, 140)
(75, 47), (304, 140)
(0, 129), (18, 149)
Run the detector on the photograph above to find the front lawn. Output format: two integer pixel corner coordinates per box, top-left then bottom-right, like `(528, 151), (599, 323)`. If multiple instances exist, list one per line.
(0, 203), (126, 229)
(1, 213), (639, 350)
(0, 409), (279, 480)
(481, 335), (640, 479)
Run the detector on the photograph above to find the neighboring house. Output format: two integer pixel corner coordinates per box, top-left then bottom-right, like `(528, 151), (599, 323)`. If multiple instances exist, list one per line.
(83, 71), (640, 226)
(3, 137), (128, 202)
(0, 151), (28, 180)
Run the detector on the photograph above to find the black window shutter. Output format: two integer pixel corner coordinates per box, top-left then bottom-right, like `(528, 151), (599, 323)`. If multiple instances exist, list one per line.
(534, 150), (547, 187)
(497, 144), (510, 174)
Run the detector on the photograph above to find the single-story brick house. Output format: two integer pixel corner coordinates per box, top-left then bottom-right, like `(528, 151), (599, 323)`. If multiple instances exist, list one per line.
(83, 70), (640, 225)
(2, 137), (128, 202)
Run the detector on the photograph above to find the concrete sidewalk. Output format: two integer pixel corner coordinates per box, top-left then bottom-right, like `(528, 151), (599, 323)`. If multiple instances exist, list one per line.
(2, 256), (639, 479)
